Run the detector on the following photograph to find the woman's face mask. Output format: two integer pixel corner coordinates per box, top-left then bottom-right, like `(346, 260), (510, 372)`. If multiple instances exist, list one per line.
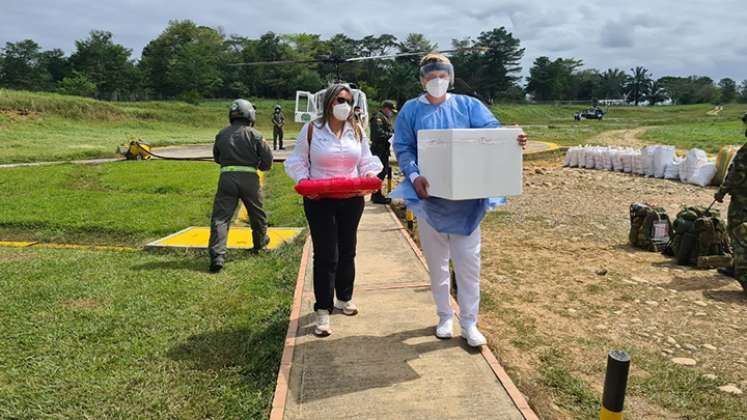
(333, 102), (351, 121)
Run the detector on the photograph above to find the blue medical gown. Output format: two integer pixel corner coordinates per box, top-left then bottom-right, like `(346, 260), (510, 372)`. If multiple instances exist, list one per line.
(391, 94), (507, 236)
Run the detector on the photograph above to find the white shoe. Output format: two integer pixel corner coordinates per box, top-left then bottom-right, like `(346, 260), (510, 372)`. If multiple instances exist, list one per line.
(334, 299), (358, 316)
(314, 310), (331, 337)
(435, 317), (453, 339)
(461, 325), (487, 347)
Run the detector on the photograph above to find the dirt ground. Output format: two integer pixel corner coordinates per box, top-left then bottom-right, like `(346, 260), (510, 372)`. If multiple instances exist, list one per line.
(588, 127), (648, 147)
(476, 158), (747, 419)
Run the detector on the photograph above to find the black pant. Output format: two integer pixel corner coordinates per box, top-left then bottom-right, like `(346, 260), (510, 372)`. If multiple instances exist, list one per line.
(373, 148), (390, 181)
(273, 126), (284, 149)
(303, 196), (365, 312)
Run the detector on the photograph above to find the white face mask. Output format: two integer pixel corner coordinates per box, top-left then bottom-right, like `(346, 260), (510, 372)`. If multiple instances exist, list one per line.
(332, 103), (351, 121)
(425, 77), (450, 98)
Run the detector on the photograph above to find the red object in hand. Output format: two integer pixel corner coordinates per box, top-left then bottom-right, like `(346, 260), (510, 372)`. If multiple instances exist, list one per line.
(294, 177), (383, 199)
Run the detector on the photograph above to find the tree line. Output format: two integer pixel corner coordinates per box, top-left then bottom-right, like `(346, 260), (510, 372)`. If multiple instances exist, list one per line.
(1, 20), (746, 105)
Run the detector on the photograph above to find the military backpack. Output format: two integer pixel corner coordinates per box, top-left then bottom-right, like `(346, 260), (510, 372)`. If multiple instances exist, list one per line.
(666, 206), (731, 266)
(629, 203), (672, 252)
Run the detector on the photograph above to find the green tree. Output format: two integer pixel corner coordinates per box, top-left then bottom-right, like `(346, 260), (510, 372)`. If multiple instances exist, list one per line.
(645, 80), (668, 105)
(0, 39), (50, 90)
(658, 75), (718, 104)
(624, 66), (652, 105)
(526, 56), (582, 101)
(69, 30), (135, 99)
(718, 78), (737, 103)
(40, 49), (71, 87)
(738, 80), (747, 104)
(571, 69), (601, 101)
(57, 71), (97, 97)
(471, 27), (524, 102)
(140, 20), (226, 99)
(599, 68), (627, 99)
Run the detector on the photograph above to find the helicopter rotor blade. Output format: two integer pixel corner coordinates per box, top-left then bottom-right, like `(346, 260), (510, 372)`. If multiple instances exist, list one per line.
(227, 59), (322, 67)
(342, 47), (486, 62)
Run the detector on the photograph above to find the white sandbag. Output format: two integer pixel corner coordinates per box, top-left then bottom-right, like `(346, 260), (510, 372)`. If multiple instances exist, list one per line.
(641, 145), (657, 177)
(680, 148), (708, 183)
(633, 151), (644, 175)
(689, 162), (717, 187)
(584, 147), (596, 169)
(608, 149), (622, 171)
(664, 157), (683, 180)
(622, 151), (634, 173)
(611, 150), (624, 172)
(603, 148), (617, 171)
(576, 147), (586, 168)
(565, 146), (578, 167)
(596, 147), (609, 170)
(592, 147), (602, 169)
(653, 146), (676, 178)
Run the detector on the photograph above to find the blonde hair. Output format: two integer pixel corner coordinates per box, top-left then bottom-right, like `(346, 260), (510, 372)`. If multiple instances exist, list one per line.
(420, 53), (451, 66)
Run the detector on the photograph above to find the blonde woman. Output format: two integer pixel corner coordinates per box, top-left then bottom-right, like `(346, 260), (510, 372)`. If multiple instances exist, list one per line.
(285, 84), (383, 337)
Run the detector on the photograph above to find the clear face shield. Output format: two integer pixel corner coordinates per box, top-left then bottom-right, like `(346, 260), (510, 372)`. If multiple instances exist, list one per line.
(419, 62), (455, 86)
(419, 62), (455, 98)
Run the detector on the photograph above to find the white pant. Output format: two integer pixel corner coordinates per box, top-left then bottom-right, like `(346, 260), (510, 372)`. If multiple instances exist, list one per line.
(417, 218), (481, 328)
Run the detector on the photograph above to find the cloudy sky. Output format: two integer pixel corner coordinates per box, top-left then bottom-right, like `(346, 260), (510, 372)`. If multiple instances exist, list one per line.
(2, 0), (746, 83)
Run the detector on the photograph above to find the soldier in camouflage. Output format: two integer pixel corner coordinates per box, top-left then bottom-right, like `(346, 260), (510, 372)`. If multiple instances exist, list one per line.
(369, 100), (396, 204)
(272, 104), (285, 150)
(714, 112), (747, 296)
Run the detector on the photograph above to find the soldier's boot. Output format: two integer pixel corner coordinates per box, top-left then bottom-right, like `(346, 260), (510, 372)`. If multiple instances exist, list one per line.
(371, 190), (391, 205)
(209, 255), (225, 273)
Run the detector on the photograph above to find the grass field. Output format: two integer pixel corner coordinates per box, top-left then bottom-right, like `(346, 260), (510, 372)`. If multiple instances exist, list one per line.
(2, 89), (747, 418)
(3, 89), (747, 163)
(0, 157), (306, 418)
(0, 242), (304, 419)
(0, 160), (304, 245)
(0, 89), (305, 163)
(494, 103), (747, 153)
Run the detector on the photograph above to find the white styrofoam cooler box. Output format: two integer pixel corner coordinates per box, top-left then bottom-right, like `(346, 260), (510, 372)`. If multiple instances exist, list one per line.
(417, 128), (523, 200)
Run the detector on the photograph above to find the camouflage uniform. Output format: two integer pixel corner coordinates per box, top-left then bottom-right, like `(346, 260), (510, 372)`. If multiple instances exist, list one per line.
(716, 113), (747, 295)
(272, 108), (285, 150)
(369, 102), (395, 203)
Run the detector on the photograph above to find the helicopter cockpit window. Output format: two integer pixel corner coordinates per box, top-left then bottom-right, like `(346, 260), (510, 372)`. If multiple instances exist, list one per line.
(298, 95), (310, 112)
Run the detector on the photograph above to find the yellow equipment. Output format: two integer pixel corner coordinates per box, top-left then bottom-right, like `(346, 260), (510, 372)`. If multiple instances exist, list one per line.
(117, 140), (152, 160)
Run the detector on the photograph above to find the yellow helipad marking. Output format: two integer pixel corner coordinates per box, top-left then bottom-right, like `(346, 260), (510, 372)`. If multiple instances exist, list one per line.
(39, 243), (140, 252)
(0, 241), (37, 247)
(0, 241), (139, 252)
(146, 226), (303, 250)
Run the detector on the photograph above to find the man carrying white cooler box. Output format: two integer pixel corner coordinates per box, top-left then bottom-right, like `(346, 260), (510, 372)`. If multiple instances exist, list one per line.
(391, 52), (528, 347)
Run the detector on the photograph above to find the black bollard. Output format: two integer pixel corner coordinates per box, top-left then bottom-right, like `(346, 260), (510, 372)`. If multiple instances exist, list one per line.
(600, 350), (630, 420)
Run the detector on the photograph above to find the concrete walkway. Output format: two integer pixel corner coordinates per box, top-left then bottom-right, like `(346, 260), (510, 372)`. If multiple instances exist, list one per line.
(271, 203), (537, 420)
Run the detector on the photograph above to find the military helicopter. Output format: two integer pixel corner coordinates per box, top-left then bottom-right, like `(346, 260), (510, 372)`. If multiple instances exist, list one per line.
(229, 48), (485, 128)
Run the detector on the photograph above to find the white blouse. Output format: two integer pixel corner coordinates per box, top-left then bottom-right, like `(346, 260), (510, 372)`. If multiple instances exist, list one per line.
(284, 121), (383, 182)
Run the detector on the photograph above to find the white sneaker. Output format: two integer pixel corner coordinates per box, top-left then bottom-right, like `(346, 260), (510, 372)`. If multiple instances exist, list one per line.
(461, 325), (487, 347)
(314, 310), (331, 337)
(435, 317), (453, 339)
(334, 299), (359, 316)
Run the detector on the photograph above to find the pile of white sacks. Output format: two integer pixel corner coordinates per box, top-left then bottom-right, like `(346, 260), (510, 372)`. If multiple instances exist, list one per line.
(564, 145), (717, 187)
